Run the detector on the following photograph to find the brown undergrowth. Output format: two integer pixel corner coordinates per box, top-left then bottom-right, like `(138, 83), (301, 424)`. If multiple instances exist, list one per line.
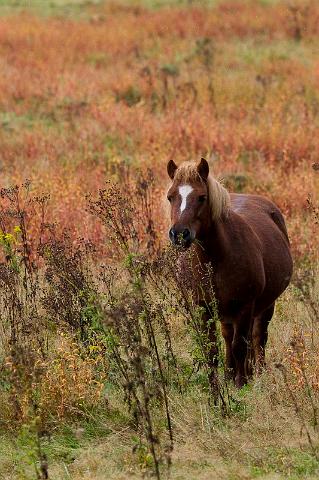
(0, 171), (318, 479)
(0, 1), (318, 478)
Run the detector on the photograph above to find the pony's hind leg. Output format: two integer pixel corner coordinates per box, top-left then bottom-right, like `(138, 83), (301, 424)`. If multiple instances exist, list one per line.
(221, 323), (235, 380)
(232, 304), (254, 388)
(252, 303), (275, 374)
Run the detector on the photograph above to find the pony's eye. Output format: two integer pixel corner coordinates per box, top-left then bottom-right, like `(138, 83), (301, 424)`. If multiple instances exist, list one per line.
(167, 196), (172, 202)
(198, 195), (207, 204)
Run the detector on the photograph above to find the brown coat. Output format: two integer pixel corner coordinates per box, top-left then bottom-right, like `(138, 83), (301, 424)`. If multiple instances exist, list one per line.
(167, 159), (293, 388)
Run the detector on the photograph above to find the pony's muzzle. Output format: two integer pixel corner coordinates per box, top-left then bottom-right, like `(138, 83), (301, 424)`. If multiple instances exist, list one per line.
(169, 227), (193, 248)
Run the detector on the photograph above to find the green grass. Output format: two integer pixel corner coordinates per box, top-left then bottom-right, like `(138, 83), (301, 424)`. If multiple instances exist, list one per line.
(0, 0), (104, 17)
(0, 0), (284, 17)
(250, 448), (319, 479)
(0, 0), (205, 18)
(1, 426), (319, 479)
(233, 38), (317, 68)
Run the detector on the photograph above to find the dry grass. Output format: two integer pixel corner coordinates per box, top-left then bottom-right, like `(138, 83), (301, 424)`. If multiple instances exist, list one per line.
(0, 0), (318, 257)
(1, 282), (318, 479)
(0, 1), (318, 479)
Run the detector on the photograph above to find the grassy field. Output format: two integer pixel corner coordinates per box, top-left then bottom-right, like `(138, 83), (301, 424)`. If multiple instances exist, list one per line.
(0, 0), (318, 479)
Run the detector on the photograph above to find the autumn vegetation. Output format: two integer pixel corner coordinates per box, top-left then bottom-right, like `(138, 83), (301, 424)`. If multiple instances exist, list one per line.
(0, 1), (318, 479)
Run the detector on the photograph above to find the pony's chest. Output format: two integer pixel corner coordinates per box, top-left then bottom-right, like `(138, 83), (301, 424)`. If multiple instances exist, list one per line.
(212, 269), (259, 317)
(176, 251), (263, 314)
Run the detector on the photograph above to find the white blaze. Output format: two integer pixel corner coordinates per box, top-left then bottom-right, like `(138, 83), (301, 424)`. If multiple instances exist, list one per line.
(179, 185), (193, 215)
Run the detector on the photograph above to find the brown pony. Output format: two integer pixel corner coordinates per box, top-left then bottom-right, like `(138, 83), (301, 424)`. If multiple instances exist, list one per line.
(166, 158), (293, 388)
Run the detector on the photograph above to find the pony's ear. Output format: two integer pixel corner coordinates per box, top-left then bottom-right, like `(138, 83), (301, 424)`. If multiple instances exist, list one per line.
(197, 157), (209, 180)
(167, 159), (178, 179)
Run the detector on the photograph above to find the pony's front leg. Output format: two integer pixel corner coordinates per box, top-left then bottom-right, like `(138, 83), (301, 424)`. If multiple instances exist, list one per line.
(232, 305), (254, 388)
(221, 323), (235, 380)
(202, 307), (219, 400)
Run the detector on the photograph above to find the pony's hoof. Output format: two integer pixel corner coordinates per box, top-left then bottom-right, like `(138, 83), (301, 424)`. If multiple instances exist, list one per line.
(235, 375), (246, 389)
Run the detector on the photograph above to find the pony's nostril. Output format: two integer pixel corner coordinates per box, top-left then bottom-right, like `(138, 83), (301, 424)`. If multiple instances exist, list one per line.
(182, 229), (191, 241)
(169, 227), (177, 243)
(169, 227), (192, 246)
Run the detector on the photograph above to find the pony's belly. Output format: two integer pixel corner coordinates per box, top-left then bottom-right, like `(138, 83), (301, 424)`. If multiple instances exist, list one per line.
(218, 299), (249, 322)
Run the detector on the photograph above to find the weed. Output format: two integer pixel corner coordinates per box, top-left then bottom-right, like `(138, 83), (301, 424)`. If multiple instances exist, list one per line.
(0, 2), (319, 479)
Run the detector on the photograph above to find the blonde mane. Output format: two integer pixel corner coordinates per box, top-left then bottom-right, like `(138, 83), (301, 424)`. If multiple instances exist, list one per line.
(174, 161), (231, 221)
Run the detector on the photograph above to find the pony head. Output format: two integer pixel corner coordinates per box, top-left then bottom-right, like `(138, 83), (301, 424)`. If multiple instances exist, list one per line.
(166, 158), (230, 248)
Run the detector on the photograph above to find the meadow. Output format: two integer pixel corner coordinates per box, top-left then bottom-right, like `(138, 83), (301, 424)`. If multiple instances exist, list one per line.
(0, 0), (318, 478)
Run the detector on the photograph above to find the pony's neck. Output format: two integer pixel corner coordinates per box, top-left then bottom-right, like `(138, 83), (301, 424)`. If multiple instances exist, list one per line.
(197, 214), (230, 266)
